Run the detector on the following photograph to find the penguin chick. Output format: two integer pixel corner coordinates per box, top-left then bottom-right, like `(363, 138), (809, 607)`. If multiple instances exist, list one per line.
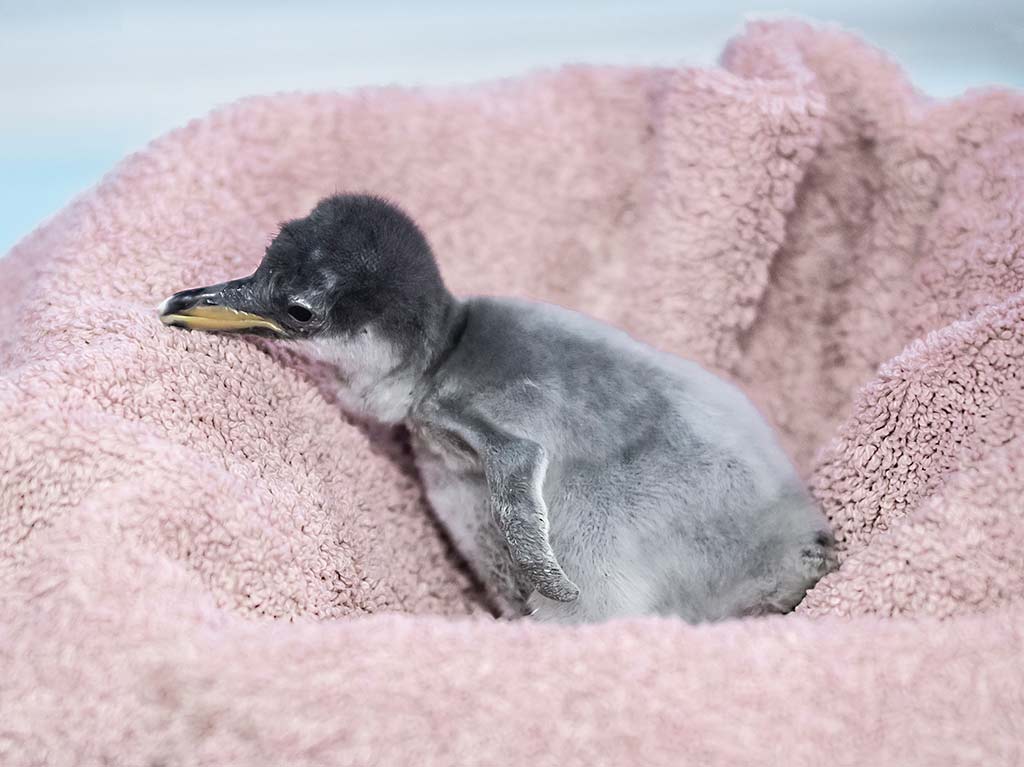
(159, 194), (836, 624)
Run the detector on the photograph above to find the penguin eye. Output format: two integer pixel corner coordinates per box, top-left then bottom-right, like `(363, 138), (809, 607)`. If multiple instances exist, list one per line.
(286, 303), (314, 323)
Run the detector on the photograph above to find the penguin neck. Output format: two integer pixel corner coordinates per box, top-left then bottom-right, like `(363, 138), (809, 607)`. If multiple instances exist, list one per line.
(305, 291), (463, 426)
(420, 295), (468, 382)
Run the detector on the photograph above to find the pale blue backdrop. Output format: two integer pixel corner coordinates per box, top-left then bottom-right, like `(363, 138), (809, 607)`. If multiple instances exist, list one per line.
(2, 0), (1022, 253)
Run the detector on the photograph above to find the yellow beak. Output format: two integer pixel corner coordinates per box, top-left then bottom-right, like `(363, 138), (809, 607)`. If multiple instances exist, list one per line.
(159, 304), (284, 334)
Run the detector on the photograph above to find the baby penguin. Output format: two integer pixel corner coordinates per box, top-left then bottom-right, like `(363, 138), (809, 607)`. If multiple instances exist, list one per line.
(160, 194), (835, 624)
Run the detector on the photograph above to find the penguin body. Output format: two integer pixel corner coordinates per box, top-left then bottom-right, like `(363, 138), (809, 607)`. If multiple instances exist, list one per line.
(406, 297), (832, 622)
(160, 194), (835, 623)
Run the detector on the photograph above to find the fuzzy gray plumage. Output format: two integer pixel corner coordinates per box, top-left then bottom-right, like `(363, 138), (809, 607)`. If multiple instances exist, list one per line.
(160, 194), (836, 623)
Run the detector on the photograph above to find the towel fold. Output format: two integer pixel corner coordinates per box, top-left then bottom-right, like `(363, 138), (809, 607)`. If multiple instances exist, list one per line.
(2, 20), (1022, 766)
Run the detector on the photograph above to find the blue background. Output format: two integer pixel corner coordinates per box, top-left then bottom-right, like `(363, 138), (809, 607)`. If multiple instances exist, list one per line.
(2, 0), (1022, 254)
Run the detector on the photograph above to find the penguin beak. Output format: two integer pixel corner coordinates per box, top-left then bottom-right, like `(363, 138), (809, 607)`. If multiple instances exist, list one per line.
(158, 277), (285, 335)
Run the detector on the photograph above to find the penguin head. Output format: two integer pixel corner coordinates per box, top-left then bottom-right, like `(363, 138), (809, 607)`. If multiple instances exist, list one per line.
(159, 194), (451, 348)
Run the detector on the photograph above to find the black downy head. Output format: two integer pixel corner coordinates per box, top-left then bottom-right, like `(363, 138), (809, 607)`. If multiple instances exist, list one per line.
(159, 194), (456, 353)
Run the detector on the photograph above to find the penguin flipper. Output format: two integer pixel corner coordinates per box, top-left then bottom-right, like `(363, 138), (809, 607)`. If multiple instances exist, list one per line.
(423, 406), (579, 603)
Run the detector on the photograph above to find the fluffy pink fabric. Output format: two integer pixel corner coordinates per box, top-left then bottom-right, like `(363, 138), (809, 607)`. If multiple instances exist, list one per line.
(2, 20), (1023, 766)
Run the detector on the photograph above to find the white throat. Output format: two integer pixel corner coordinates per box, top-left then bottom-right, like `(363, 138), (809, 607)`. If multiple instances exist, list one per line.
(298, 330), (417, 424)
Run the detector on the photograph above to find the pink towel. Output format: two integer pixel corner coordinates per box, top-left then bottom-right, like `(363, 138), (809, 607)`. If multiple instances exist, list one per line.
(2, 20), (1023, 766)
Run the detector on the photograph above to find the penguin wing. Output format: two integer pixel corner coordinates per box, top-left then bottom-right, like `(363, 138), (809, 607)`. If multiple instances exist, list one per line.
(419, 403), (579, 603)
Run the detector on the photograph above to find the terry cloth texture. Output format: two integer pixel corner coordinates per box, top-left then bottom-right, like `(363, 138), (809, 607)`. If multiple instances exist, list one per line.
(2, 20), (1023, 767)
